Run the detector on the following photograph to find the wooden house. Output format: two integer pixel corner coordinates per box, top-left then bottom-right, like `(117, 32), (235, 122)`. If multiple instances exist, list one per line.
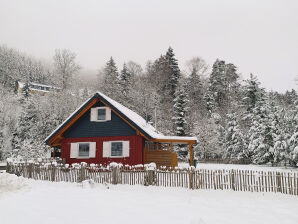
(45, 92), (197, 167)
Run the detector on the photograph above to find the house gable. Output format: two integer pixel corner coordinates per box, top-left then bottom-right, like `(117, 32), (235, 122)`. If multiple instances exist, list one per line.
(63, 101), (136, 138)
(45, 92), (197, 147)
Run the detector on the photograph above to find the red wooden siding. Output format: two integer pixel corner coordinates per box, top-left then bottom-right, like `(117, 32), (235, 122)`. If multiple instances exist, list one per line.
(61, 135), (144, 165)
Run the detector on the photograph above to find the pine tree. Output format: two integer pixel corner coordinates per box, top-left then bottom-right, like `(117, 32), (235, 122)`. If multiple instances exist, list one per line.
(101, 57), (120, 99)
(119, 63), (133, 100)
(242, 74), (262, 113)
(11, 95), (49, 159)
(289, 101), (298, 166)
(173, 84), (189, 136)
(204, 92), (216, 114)
(225, 112), (246, 160)
(248, 97), (275, 164)
(208, 60), (227, 108)
(22, 82), (30, 98)
(166, 47), (181, 98)
(207, 60), (239, 113)
(269, 102), (291, 165)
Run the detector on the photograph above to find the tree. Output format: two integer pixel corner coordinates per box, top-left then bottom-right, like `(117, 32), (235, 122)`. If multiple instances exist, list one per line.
(187, 67), (204, 106)
(166, 47), (181, 98)
(242, 74), (263, 113)
(225, 112), (246, 160)
(206, 59), (239, 114)
(289, 100), (298, 166)
(22, 82), (30, 98)
(172, 84), (189, 136)
(100, 57), (121, 99)
(120, 63), (133, 99)
(11, 96), (43, 158)
(248, 97), (275, 164)
(53, 49), (81, 90)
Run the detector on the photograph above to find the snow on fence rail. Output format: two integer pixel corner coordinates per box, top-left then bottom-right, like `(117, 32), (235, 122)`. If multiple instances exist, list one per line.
(6, 161), (298, 196)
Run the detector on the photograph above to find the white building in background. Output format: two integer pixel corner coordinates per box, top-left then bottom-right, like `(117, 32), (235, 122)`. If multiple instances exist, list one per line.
(16, 81), (61, 95)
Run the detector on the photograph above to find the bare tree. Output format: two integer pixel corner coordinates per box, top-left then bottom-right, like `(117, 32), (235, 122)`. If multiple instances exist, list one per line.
(185, 57), (209, 77)
(53, 49), (81, 90)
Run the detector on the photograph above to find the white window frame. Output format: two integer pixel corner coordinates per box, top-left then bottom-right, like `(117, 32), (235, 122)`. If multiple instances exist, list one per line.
(70, 142), (96, 159)
(103, 140), (130, 158)
(77, 142), (91, 158)
(110, 141), (124, 158)
(91, 107), (111, 122)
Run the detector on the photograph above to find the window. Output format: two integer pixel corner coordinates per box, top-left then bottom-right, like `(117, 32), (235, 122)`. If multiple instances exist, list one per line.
(97, 108), (106, 120)
(103, 141), (129, 158)
(90, 107), (111, 122)
(70, 142), (96, 159)
(111, 142), (123, 157)
(78, 143), (90, 157)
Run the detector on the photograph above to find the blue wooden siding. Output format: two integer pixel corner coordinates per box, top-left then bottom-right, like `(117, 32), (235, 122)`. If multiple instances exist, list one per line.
(63, 102), (136, 138)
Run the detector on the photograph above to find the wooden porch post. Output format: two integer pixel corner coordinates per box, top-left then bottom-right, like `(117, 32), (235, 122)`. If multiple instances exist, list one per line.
(52, 147), (56, 158)
(189, 143), (194, 166)
(170, 143), (173, 152)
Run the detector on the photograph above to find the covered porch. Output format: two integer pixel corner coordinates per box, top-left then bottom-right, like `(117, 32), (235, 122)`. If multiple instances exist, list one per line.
(143, 138), (197, 168)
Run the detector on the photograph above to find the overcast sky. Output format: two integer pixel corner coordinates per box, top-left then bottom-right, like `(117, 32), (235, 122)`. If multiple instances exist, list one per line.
(0, 0), (297, 92)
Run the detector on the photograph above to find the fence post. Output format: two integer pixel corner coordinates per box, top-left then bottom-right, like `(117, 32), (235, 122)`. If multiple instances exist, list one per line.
(6, 162), (10, 173)
(51, 165), (56, 182)
(276, 172), (281, 193)
(28, 163), (33, 179)
(80, 164), (86, 183)
(144, 163), (156, 186)
(111, 166), (119, 185)
(231, 169), (235, 191)
(189, 167), (195, 190)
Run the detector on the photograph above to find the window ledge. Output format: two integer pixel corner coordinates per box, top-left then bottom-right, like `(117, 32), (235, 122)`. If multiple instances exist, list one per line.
(92, 119), (109, 122)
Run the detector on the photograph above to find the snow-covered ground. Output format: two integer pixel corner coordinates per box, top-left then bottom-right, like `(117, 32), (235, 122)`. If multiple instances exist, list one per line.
(0, 173), (298, 224)
(184, 163), (298, 172)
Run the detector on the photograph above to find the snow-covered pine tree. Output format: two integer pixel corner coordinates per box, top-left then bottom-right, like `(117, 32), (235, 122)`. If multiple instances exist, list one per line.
(289, 100), (298, 166)
(248, 95), (275, 164)
(101, 57), (121, 99)
(204, 91), (216, 114)
(166, 47), (181, 98)
(207, 60), (240, 113)
(289, 130), (298, 166)
(172, 84), (189, 136)
(242, 74), (263, 122)
(225, 112), (246, 160)
(119, 63), (133, 104)
(11, 95), (48, 159)
(22, 82), (30, 98)
(207, 60), (226, 109)
(266, 100), (290, 165)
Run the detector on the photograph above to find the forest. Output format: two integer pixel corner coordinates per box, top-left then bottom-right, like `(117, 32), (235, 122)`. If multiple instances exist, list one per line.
(0, 44), (297, 166)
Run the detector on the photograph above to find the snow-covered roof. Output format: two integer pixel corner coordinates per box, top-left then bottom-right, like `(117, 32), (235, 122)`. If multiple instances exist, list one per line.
(45, 92), (198, 145)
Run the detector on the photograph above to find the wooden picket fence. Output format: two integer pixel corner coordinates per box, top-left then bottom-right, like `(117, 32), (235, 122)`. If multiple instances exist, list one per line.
(6, 162), (298, 196)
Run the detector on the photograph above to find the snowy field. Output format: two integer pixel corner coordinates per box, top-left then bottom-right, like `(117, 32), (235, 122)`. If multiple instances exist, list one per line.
(1, 173), (298, 224)
(192, 163), (298, 172)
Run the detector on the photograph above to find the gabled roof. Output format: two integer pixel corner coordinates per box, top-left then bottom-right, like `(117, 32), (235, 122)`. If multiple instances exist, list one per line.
(45, 92), (198, 146)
